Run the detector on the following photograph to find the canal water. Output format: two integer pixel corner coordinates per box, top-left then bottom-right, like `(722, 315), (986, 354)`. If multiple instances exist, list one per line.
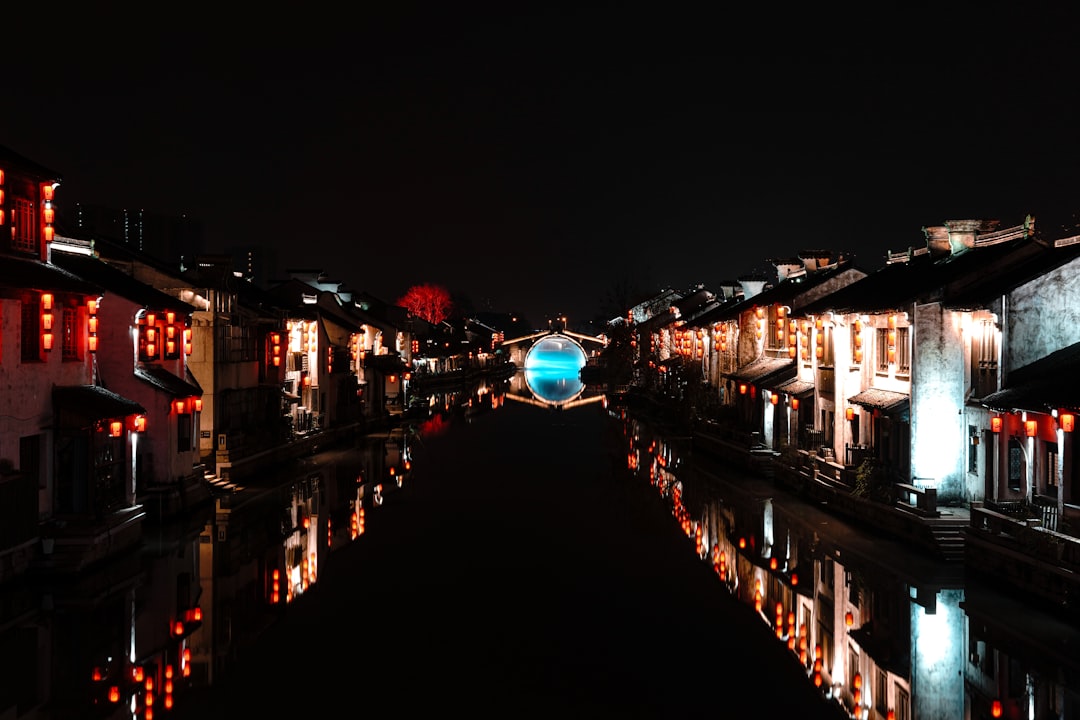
(4, 367), (1079, 718)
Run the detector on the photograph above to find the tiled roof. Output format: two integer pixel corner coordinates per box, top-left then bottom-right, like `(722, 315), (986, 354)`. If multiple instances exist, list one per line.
(53, 384), (145, 429)
(848, 388), (909, 415)
(725, 357), (795, 385)
(135, 366), (203, 397)
(773, 378), (815, 396)
(981, 341), (1080, 413)
(712, 261), (865, 322)
(52, 250), (196, 314)
(799, 235), (1080, 317)
(0, 256), (101, 295)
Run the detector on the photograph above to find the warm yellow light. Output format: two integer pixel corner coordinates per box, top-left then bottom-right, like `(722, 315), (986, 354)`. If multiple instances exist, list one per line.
(1061, 413), (1074, 432)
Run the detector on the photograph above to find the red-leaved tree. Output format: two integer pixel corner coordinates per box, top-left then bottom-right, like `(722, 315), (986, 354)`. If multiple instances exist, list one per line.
(397, 283), (452, 325)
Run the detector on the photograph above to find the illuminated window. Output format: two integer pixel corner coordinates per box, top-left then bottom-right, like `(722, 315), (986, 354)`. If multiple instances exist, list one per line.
(895, 327), (911, 376)
(971, 318), (998, 397)
(12, 197), (36, 253)
(876, 328), (890, 373)
(62, 306), (80, 360)
(818, 323), (834, 366)
(1008, 438), (1023, 492)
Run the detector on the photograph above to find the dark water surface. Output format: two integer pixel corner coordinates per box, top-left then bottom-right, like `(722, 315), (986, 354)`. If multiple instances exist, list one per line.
(174, 398), (845, 719)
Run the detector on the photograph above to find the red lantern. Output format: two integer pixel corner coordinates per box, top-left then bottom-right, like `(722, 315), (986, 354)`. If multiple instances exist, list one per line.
(109, 421), (123, 437)
(791, 397), (799, 410)
(991, 416), (1003, 433)
(845, 407), (855, 421)
(1061, 413), (1075, 433)
(991, 699), (1002, 718)
(1025, 419), (1037, 437)
(770, 393), (778, 405)
(739, 383), (748, 395)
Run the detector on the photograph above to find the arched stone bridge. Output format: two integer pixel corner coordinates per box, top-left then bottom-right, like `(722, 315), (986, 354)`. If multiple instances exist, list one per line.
(500, 330), (607, 367)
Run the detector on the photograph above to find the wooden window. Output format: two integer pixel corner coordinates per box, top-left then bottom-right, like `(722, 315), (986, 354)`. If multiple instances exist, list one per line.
(895, 686), (909, 720)
(876, 328), (890, 373)
(12, 197), (36, 253)
(875, 669), (887, 714)
(1008, 438), (1023, 491)
(62, 306), (79, 360)
(895, 327), (911, 377)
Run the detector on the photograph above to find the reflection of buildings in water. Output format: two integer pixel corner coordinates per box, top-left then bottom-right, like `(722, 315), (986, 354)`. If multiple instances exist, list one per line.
(616, 408), (1000, 719)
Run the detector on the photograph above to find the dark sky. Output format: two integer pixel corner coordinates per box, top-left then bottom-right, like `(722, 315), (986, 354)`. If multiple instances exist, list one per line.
(5, 6), (1078, 327)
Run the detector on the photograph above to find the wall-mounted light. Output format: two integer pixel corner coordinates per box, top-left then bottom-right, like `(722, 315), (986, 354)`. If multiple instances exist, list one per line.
(991, 416), (1003, 433)
(1025, 419), (1037, 437)
(1061, 413), (1075, 433)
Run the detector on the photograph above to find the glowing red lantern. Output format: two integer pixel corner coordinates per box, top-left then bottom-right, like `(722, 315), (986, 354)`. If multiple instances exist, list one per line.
(991, 416), (1002, 433)
(991, 699), (1002, 718)
(1025, 419), (1037, 437)
(770, 393), (778, 405)
(791, 397), (799, 410)
(845, 407), (855, 421)
(845, 611), (853, 627)
(739, 383), (748, 395)
(1061, 413), (1075, 432)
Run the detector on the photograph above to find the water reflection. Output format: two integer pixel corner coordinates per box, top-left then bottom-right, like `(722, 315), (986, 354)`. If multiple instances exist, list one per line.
(610, 404), (1080, 719)
(8, 376), (1080, 718)
(0, 421), (417, 719)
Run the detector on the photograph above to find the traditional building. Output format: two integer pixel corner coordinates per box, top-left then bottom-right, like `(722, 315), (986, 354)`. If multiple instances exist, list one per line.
(0, 146), (146, 579)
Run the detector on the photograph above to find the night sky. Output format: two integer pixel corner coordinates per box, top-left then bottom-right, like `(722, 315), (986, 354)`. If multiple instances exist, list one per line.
(5, 6), (1078, 327)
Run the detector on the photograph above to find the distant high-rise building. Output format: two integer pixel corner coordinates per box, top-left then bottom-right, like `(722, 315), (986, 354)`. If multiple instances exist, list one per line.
(61, 202), (203, 268)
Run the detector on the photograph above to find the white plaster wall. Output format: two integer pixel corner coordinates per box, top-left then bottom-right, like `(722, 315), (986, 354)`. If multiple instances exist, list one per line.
(1006, 256), (1080, 371)
(911, 303), (966, 500)
(0, 296), (99, 515)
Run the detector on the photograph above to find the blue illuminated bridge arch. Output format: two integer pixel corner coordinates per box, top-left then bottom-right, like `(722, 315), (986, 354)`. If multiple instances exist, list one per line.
(500, 331), (607, 407)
